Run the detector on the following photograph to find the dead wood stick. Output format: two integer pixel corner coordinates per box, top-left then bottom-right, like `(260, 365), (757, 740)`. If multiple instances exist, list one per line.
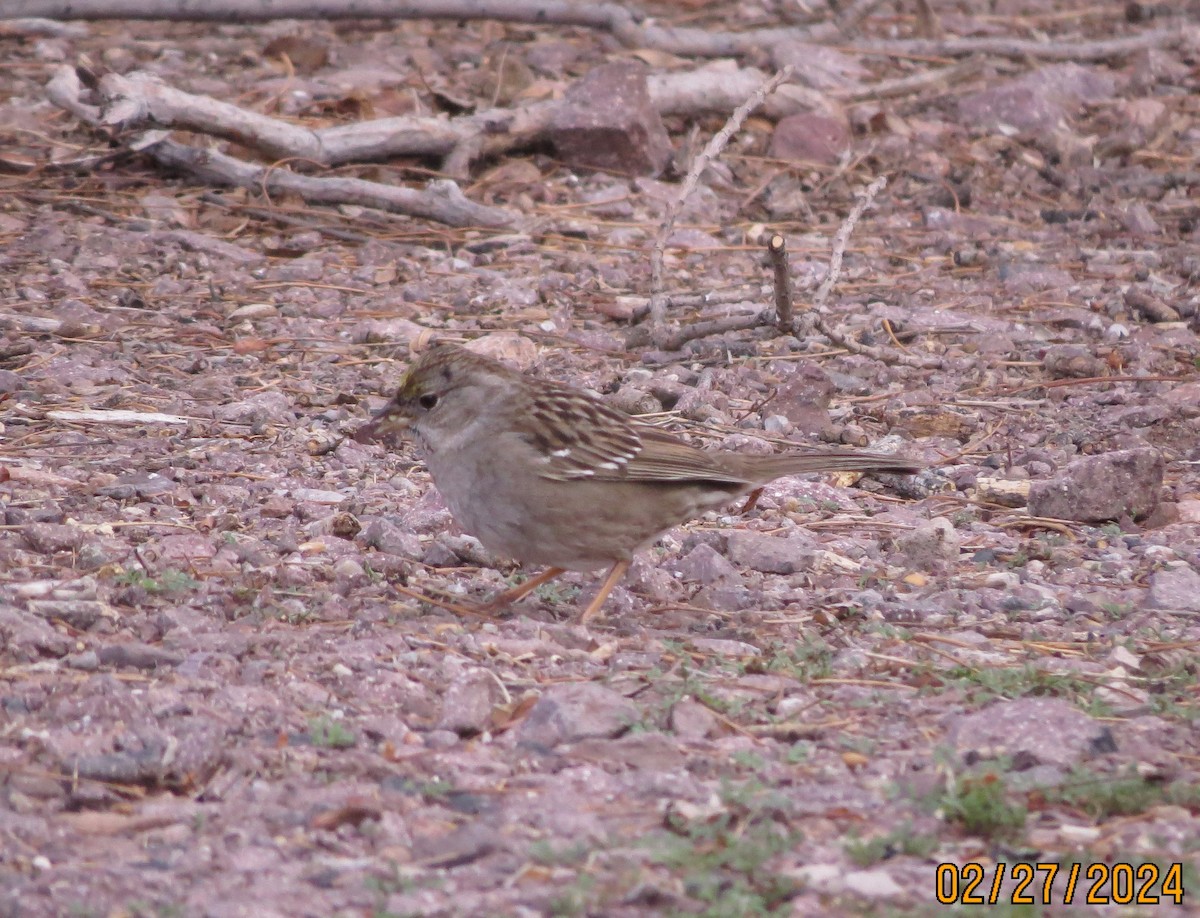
(10, 1), (1182, 64)
(807, 176), (944, 371)
(810, 176), (887, 313)
(648, 64), (830, 122)
(84, 66), (828, 179)
(149, 140), (517, 228)
(832, 58), (988, 103)
(0, 16), (87, 36)
(649, 65), (794, 328)
(199, 192), (375, 244)
(45, 66), (518, 229)
(768, 234), (793, 333)
(5, 0), (870, 56)
(10, 0), (1186, 76)
(853, 27), (1184, 62)
(648, 311), (773, 352)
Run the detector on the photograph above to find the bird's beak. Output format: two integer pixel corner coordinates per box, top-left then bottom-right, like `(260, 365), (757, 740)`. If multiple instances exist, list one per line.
(353, 399), (410, 444)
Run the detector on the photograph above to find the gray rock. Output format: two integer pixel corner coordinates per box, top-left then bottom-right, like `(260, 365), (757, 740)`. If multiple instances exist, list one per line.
(948, 697), (1110, 769)
(690, 583), (754, 612)
(548, 63), (672, 176)
(770, 361), (835, 434)
(438, 669), (503, 736)
(957, 62), (1116, 132)
(895, 517), (960, 569)
(359, 518), (424, 560)
(842, 869), (904, 899)
(669, 700), (718, 740)
(515, 683), (639, 749)
(0, 369), (25, 393)
(1147, 565), (1200, 614)
(672, 543), (738, 585)
(1041, 344), (1104, 379)
(769, 112), (850, 165)
(22, 523), (82, 554)
(96, 642), (184, 670)
(1027, 448), (1163, 522)
(1122, 201), (1161, 237)
(727, 529), (818, 575)
(213, 390), (295, 426)
(25, 599), (110, 630)
(0, 607), (71, 660)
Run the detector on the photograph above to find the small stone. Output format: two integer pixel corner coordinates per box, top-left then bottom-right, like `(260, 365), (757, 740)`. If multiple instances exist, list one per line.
(359, 519), (424, 560)
(957, 62), (1115, 132)
(895, 517), (960, 568)
(66, 650), (100, 671)
(1121, 202), (1161, 237)
(763, 414), (792, 435)
(672, 543), (738, 585)
(290, 489), (345, 505)
(727, 529), (818, 575)
(438, 668), (504, 736)
(842, 869), (903, 899)
(22, 523), (82, 554)
(1027, 448), (1163, 522)
(226, 302), (277, 322)
(333, 558), (365, 581)
(515, 683), (639, 749)
(669, 700), (718, 740)
(769, 112), (850, 165)
(949, 697), (1109, 768)
(1041, 344), (1104, 379)
(548, 62), (672, 176)
(96, 642), (184, 670)
(1147, 565), (1200, 614)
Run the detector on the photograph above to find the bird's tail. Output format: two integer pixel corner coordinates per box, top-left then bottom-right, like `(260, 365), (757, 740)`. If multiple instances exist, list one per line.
(743, 449), (923, 481)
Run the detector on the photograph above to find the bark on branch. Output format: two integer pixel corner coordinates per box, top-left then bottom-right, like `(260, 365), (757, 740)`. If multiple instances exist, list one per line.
(4, 0), (868, 59)
(46, 65), (519, 228)
(6, 0), (1184, 64)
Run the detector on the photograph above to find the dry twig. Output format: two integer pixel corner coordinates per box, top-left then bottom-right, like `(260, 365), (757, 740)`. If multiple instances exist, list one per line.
(648, 66), (794, 327)
(45, 66), (519, 229)
(807, 177), (945, 371)
(810, 176), (887, 313)
(7, 0), (878, 57)
(767, 234), (793, 333)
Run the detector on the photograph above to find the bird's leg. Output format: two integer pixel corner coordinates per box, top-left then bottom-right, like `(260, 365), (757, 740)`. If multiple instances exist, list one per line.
(480, 566), (567, 610)
(579, 559), (631, 624)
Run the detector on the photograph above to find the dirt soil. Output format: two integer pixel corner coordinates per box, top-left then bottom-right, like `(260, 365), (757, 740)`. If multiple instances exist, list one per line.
(2, 3), (1199, 917)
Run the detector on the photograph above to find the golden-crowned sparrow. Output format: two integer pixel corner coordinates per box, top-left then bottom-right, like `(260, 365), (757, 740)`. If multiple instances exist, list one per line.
(359, 343), (921, 621)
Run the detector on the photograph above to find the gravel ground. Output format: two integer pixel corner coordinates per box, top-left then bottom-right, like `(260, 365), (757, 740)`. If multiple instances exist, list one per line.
(2, 4), (1199, 916)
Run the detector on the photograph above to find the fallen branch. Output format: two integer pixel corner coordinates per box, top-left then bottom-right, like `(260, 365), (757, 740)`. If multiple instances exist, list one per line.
(86, 65), (827, 175)
(47, 409), (190, 425)
(5, 0), (874, 59)
(44, 60), (842, 233)
(8, 0), (1183, 65)
(649, 65), (794, 328)
(632, 309), (773, 352)
(45, 65), (519, 229)
(152, 140), (516, 228)
(854, 27), (1184, 62)
(832, 58), (989, 103)
(810, 176), (887, 313)
(807, 176), (945, 371)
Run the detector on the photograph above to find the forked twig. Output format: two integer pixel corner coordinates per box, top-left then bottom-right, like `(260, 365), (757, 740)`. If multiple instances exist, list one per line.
(810, 175), (887, 312)
(649, 65), (795, 326)
(808, 177), (945, 370)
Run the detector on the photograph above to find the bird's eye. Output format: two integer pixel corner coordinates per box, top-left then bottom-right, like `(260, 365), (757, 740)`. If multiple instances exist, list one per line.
(418, 393), (439, 410)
